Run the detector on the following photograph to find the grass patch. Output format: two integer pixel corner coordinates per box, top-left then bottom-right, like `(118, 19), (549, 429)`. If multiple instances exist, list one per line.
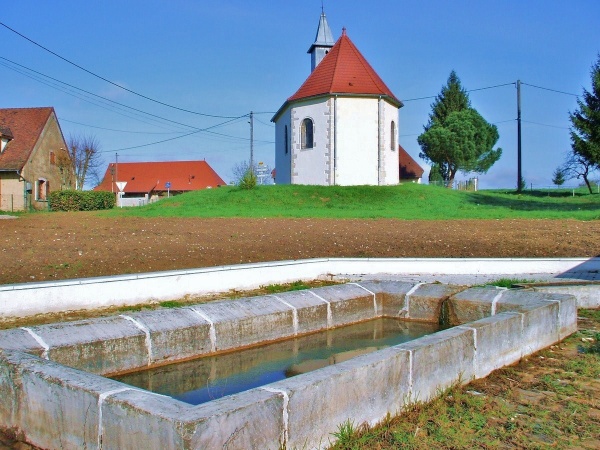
(328, 309), (600, 449)
(96, 183), (600, 220)
(262, 280), (312, 294)
(159, 300), (185, 308)
(484, 278), (537, 288)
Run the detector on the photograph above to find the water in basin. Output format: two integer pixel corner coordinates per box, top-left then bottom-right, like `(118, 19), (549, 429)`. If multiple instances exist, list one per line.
(113, 318), (439, 405)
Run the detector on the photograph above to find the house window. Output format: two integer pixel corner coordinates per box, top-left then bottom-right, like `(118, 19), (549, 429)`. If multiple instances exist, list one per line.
(390, 121), (397, 151)
(50, 151), (56, 165)
(35, 179), (49, 201)
(285, 125), (289, 154)
(301, 118), (314, 149)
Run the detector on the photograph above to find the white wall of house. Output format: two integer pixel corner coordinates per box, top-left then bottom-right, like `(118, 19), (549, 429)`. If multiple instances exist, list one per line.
(274, 109), (292, 184)
(290, 98), (332, 185)
(381, 99), (400, 186)
(274, 96), (399, 186)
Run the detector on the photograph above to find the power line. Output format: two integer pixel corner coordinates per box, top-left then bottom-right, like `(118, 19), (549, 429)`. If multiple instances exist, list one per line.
(522, 120), (570, 130)
(0, 21), (240, 119)
(403, 82), (515, 102)
(254, 116), (275, 127)
(102, 115), (247, 153)
(521, 82), (578, 97)
(58, 118), (189, 134)
(0, 56), (201, 131)
(1, 56), (265, 145)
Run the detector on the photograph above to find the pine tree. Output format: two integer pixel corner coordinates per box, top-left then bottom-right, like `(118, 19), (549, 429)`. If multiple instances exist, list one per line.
(418, 72), (501, 187)
(425, 70), (471, 130)
(568, 54), (600, 193)
(552, 167), (565, 187)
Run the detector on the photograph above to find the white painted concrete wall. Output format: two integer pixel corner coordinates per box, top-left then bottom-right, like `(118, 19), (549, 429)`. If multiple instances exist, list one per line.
(381, 100), (400, 185)
(274, 96), (399, 186)
(274, 108), (292, 184)
(290, 99), (331, 185)
(335, 97), (379, 185)
(1, 257), (598, 321)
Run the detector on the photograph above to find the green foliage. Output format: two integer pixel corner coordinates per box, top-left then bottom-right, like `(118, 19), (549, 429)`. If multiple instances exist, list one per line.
(419, 109), (502, 187)
(563, 55), (600, 193)
(238, 167), (257, 190)
(552, 167), (566, 187)
(49, 190), (115, 211)
(159, 300), (184, 308)
(426, 70), (471, 129)
(331, 420), (356, 447)
(569, 54), (600, 169)
(428, 163), (445, 185)
(263, 280), (311, 294)
(485, 278), (536, 288)
(101, 183), (600, 220)
(419, 72), (501, 186)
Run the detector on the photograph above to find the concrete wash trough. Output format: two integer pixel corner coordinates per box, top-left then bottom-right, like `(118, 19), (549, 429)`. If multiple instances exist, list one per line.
(0, 281), (577, 449)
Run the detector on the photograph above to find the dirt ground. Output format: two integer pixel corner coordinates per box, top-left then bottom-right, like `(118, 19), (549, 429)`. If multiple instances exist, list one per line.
(1, 213), (599, 285)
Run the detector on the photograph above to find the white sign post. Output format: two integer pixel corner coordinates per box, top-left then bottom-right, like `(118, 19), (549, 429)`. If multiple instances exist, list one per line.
(115, 182), (127, 208)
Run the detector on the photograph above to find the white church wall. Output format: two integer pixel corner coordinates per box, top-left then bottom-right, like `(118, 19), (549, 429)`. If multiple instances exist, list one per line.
(291, 99), (331, 185)
(274, 109), (292, 184)
(381, 100), (400, 185)
(335, 97), (379, 185)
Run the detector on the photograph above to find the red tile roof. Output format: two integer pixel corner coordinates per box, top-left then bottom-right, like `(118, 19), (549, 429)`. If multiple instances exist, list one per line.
(94, 160), (227, 193)
(0, 107), (55, 171)
(287, 29), (401, 108)
(398, 145), (424, 180)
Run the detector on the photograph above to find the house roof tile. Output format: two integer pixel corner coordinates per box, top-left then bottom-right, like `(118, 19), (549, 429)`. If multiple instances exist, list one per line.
(288, 29), (401, 107)
(398, 145), (425, 179)
(94, 160), (227, 193)
(0, 107), (54, 171)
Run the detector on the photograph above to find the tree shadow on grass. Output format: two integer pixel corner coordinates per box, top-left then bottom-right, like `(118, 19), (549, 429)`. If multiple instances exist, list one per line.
(465, 190), (600, 213)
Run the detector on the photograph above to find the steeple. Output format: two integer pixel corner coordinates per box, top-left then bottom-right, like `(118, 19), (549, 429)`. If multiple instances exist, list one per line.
(307, 11), (335, 72)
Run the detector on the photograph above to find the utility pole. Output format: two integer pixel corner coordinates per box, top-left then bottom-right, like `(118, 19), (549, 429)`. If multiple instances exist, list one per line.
(249, 111), (254, 171)
(516, 80), (522, 192)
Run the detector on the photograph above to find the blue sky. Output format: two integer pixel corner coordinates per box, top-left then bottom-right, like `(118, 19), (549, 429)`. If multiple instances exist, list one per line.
(2, 1), (599, 188)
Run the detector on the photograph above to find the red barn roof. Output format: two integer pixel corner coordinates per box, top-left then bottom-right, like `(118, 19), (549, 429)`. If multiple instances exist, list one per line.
(274, 29), (401, 120)
(94, 160), (227, 194)
(398, 145), (424, 180)
(0, 107), (56, 171)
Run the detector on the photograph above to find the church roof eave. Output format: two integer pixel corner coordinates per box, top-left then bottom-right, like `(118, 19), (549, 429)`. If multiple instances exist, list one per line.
(271, 92), (403, 123)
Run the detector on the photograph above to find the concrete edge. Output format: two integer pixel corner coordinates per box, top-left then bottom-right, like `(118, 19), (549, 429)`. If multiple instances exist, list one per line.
(1, 257), (598, 321)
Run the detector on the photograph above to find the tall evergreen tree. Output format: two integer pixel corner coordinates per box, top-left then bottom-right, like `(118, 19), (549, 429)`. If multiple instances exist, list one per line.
(425, 70), (470, 130)
(567, 54), (600, 193)
(419, 72), (501, 187)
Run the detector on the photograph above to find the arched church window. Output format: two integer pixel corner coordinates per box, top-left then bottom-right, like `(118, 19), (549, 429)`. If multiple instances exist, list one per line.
(285, 125), (289, 154)
(390, 121), (397, 151)
(301, 118), (314, 149)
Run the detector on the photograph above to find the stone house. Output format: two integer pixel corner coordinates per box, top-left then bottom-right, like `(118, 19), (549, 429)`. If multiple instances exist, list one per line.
(272, 12), (403, 186)
(0, 107), (72, 211)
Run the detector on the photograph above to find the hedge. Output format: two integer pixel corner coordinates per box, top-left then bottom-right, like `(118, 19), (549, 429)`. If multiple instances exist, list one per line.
(49, 190), (116, 211)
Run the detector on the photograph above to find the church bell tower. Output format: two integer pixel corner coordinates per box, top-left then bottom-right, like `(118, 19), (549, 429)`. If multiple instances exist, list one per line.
(307, 10), (335, 72)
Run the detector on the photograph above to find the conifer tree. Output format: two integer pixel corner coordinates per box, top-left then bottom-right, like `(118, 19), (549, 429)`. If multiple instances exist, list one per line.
(425, 70), (470, 130)
(567, 54), (600, 193)
(418, 71), (501, 187)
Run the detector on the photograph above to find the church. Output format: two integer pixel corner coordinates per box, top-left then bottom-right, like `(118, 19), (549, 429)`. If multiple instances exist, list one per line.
(272, 12), (403, 185)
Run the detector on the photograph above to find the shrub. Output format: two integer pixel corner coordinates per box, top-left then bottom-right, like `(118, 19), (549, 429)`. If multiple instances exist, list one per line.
(49, 190), (116, 211)
(238, 167), (257, 190)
